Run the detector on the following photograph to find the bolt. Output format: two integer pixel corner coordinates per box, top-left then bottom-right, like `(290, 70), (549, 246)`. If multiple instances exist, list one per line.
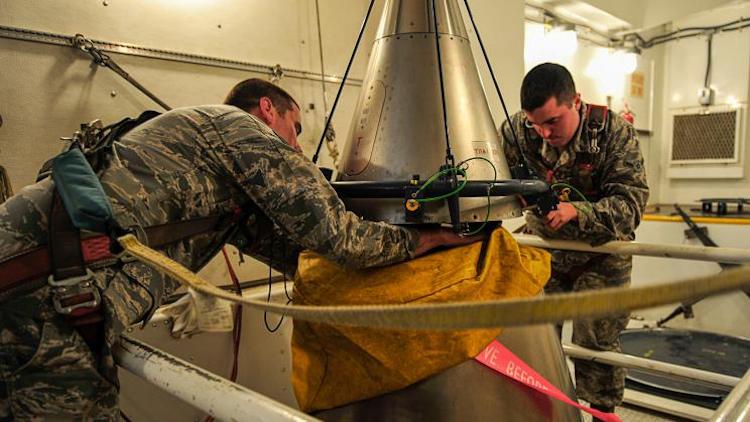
(103, 0), (108, 5)
(110, 91), (117, 97)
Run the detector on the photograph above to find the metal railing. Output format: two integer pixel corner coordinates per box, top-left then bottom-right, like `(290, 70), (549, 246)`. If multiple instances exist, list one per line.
(115, 335), (316, 422)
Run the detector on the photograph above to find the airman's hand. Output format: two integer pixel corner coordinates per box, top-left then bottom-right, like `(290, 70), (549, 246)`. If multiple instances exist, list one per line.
(546, 202), (578, 230)
(413, 227), (488, 257)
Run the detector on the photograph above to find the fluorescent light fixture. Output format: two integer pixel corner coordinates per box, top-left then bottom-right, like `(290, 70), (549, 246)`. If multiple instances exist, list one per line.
(616, 50), (638, 74)
(548, 27), (578, 57)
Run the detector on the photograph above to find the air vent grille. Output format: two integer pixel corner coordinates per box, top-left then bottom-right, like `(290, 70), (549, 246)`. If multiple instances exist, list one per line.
(671, 111), (737, 162)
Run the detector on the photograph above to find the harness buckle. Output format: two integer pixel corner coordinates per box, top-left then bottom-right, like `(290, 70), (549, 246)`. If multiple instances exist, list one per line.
(48, 268), (102, 315)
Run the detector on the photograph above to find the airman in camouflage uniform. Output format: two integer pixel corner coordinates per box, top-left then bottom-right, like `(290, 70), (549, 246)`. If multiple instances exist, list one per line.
(0, 79), (475, 420)
(500, 64), (649, 414)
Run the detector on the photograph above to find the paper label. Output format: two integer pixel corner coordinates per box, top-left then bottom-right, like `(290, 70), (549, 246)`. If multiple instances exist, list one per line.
(190, 287), (234, 332)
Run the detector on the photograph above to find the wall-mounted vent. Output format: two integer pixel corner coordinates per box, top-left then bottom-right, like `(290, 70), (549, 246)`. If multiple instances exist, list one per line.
(669, 108), (742, 164)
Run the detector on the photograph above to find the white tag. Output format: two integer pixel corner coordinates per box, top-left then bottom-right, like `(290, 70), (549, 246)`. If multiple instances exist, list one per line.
(189, 287), (234, 332)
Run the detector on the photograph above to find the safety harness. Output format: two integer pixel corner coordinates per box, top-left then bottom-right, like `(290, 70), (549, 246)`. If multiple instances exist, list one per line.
(0, 112), (243, 349)
(573, 103), (608, 174)
(521, 103), (609, 202)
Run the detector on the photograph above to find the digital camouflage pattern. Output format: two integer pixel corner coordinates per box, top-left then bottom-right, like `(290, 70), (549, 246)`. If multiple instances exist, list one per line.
(500, 102), (648, 408)
(0, 105), (418, 420)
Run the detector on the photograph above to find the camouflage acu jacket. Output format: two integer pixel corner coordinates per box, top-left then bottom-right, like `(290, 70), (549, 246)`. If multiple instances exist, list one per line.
(500, 103), (649, 269)
(0, 105), (418, 328)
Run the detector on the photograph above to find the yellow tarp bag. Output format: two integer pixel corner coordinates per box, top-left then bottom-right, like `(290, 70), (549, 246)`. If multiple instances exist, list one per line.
(291, 227), (550, 412)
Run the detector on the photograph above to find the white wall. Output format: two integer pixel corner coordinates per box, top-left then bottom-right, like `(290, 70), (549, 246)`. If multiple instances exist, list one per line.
(655, 1), (750, 203)
(0, 0), (381, 191)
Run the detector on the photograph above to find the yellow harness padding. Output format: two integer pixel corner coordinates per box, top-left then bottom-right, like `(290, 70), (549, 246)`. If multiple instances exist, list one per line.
(291, 227), (551, 412)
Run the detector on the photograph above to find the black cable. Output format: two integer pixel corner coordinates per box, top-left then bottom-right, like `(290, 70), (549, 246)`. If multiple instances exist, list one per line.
(281, 238), (293, 302)
(312, 0), (376, 164)
(264, 231), (285, 332)
(647, 21), (750, 47)
(722, 22), (750, 33)
(431, 0), (455, 166)
(704, 33), (713, 88)
(636, 17), (750, 49)
(263, 261), (289, 333)
(463, 0), (528, 171)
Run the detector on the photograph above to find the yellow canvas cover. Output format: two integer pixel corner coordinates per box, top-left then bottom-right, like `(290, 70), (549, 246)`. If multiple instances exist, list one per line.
(291, 227), (550, 412)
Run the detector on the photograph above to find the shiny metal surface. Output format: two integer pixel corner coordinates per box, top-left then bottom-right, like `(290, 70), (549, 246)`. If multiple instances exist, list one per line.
(315, 324), (581, 421)
(337, 0), (521, 224)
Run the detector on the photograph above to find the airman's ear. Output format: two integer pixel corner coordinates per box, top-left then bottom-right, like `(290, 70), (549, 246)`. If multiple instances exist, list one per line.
(257, 97), (276, 125)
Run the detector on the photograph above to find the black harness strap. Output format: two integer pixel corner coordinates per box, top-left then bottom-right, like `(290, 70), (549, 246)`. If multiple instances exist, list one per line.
(584, 104), (609, 156)
(49, 192), (87, 281)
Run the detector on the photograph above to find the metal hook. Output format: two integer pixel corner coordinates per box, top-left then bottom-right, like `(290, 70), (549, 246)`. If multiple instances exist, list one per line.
(270, 64), (284, 83)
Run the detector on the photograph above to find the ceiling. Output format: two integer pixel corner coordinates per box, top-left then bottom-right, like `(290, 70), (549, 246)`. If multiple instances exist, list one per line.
(526, 0), (745, 35)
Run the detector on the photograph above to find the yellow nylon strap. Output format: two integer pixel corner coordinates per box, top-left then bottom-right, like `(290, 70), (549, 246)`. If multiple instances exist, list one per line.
(118, 234), (750, 330)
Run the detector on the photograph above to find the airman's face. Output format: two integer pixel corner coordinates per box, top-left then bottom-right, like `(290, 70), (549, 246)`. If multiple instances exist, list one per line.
(268, 103), (302, 152)
(253, 97), (303, 152)
(523, 94), (581, 148)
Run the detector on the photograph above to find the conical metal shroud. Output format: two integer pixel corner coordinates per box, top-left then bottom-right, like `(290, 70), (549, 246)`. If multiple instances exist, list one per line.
(337, 0), (522, 224)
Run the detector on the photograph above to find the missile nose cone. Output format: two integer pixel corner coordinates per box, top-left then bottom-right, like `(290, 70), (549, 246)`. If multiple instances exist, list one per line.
(337, 0), (521, 225)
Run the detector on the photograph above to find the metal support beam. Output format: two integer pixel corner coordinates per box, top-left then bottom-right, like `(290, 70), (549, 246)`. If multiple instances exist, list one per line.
(711, 369), (750, 422)
(0, 25), (362, 87)
(514, 234), (750, 265)
(563, 343), (740, 388)
(115, 335), (317, 422)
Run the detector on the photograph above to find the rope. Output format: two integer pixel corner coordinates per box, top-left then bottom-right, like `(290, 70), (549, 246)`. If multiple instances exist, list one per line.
(118, 234), (750, 331)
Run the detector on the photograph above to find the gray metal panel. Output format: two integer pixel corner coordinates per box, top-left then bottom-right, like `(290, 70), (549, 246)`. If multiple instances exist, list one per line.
(338, 0), (521, 224)
(315, 325), (581, 422)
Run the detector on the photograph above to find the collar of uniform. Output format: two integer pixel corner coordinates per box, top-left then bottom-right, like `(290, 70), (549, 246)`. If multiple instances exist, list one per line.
(571, 102), (589, 153)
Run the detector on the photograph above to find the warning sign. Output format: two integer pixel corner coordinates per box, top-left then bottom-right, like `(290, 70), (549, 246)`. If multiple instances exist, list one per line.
(630, 72), (645, 98)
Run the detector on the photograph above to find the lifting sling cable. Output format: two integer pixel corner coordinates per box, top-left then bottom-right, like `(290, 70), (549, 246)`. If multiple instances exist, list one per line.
(463, 0), (531, 175)
(312, 0), (376, 164)
(118, 233), (750, 331)
(431, 0), (455, 166)
(73, 34), (172, 111)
